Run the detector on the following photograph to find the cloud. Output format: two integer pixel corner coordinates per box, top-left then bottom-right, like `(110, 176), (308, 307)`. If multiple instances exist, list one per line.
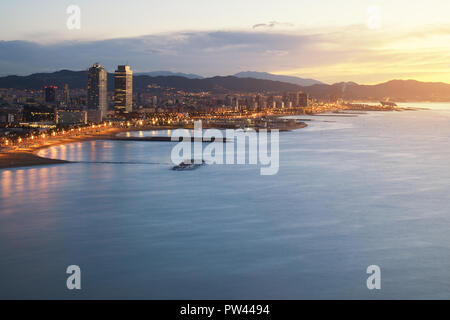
(264, 50), (289, 56)
(252, 21), (294, 29)
(0, 31), (315, 77)
(1, 25), (450, 83)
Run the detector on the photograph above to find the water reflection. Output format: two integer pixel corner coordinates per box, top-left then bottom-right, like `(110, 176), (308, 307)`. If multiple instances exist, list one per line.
(90, 141), (97, 161)
(0, 165), (72, 216)
(0, 170), (12, 199)
(2, 106), (450, 299)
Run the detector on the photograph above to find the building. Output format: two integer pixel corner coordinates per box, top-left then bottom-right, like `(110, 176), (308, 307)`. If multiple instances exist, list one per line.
(87, 63), (108, 118)
(87, 109), (103, 123)
(114, 65), (133, 112)
(63, 84), (70, 106)
(298, 93), (308, 108)
(0, 113), (15, 124)
(55, 108), (87, 125)
(289, 92), (299, 107)
(283, 91), (308, 108)
(45, 86), (57, 103)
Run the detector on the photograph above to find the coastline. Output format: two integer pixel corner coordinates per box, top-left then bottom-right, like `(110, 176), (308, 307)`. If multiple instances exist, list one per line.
(0, 104), (413, 170)
(0, 123), (306, 170)
(0, 127), (126, 170)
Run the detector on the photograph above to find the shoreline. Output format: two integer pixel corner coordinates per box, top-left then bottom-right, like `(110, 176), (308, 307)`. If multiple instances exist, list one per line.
(0, 127), (128, 170)
(0, 122), (306, 170)
(0, 105), (415, 170)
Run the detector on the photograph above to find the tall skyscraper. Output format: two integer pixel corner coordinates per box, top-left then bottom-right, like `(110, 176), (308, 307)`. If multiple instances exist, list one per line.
(44, 85), (57, 103)
(114, 65), (133, 112)
(87, 63), (107, 117)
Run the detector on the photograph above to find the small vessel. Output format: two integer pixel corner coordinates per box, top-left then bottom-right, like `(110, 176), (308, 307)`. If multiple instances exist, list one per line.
(172, 159), (205, 171)
(380, 101), (397, 107)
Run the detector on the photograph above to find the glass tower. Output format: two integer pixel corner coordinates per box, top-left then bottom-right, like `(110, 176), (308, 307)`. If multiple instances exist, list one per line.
(114, 65), (133, 112)
(87, 63), (107, 117)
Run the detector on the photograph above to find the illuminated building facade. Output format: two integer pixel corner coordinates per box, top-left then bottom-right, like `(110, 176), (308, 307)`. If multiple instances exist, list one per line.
(45, 85), (57, 103)
(55, 108), (87, 125)
(298, 93), (308, 108)
(63, 84), (70, 106)
(283, 91), (308, 108)
(87, 63), (107, 117)
(114, 65), (133, 112)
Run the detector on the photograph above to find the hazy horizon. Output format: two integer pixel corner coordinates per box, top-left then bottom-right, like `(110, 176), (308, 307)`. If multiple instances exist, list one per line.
(2, 1), (450, 84)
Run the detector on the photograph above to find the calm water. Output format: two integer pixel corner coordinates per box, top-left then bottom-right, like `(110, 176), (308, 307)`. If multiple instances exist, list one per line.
(1, 103), (450, 299)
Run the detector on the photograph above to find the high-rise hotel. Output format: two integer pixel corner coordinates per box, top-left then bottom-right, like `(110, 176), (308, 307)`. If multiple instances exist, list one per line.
(114, 65), (133, 112)
(87, 63), (107, 118)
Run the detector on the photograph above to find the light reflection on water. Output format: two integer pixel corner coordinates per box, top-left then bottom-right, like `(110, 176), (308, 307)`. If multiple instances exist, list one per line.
(1, 106), (450, 299)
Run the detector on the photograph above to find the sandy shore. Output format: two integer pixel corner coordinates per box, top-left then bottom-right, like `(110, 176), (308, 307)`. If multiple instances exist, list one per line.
(0, 127), (125, 170)
(0, 152), (71, 169)
(0, 124), (227, 169)
(0, 121), (307, 170)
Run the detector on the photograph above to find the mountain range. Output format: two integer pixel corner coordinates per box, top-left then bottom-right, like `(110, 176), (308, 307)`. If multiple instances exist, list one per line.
(233, 71), (323, 86)
(0, 70), (303, 93)
(134, 71), (203, 79)
(1, 70), (450, 101)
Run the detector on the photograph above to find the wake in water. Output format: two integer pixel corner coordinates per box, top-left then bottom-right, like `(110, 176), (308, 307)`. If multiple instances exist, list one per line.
(75, 161), (172, 165)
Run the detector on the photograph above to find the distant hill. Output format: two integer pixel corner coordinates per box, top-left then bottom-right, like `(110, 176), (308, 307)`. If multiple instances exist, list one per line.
(1, 70), (450, 101)
(134, 71), (203, 79)
(303, 80), (450, 101)
(0, 70), (88, 90)
(234, 71), (323, 86)
(135, 75), (302, 93)
(0, 70), (303, 93)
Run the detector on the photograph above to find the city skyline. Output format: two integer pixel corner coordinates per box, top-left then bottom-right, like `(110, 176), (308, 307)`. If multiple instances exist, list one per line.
(1, 1), (450, 84)
(3, 0), (450, 305)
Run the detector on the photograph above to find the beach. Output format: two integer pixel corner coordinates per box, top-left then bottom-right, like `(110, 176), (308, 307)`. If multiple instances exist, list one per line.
(0, 120), (308, 169)
(0, 127), (125, 169)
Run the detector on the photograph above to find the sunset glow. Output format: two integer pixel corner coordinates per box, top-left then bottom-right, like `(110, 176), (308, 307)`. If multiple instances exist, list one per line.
(2, 0), (450, 83)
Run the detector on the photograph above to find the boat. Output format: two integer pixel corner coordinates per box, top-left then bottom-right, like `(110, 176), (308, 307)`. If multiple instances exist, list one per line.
(172, 159), (205, 171)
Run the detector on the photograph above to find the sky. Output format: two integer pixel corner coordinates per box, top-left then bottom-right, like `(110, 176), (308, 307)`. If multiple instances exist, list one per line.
(1, 0), (450, 84)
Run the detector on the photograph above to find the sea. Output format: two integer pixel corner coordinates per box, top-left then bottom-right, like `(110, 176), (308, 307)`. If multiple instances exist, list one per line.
(1, 102), (450, 299)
